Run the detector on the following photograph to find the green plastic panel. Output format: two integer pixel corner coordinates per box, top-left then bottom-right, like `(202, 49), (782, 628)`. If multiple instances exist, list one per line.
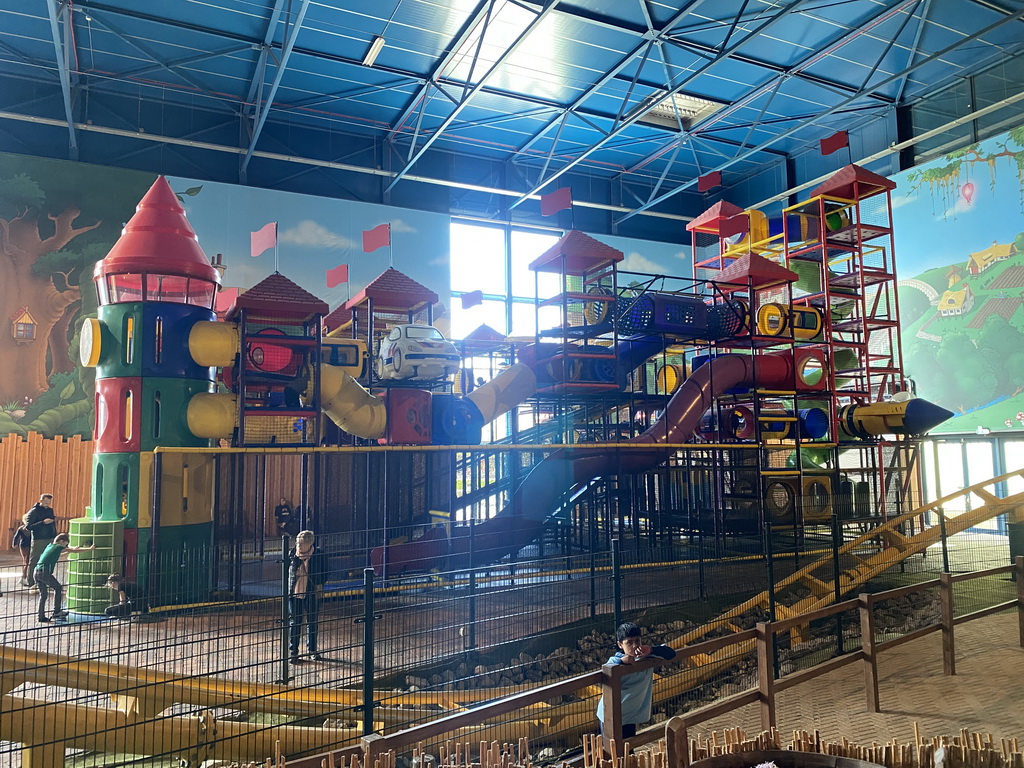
(67, 518), (124, 615)
(140, 377), (214, 450)
(91, 452), (141, 526)
(96, 303), (144, 379)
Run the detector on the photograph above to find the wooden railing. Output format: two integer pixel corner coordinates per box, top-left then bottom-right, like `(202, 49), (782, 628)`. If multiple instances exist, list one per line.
(292, 558), (1024, 767)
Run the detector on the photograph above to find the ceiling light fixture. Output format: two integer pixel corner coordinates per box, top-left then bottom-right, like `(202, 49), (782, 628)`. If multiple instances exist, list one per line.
(362, 36), (385, 67)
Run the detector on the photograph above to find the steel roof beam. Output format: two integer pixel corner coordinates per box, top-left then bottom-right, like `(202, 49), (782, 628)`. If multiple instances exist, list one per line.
(615, 5), (1024, 224)
(614, 0), (922, 182)
(387, 0), (505, 140)
(84, 8), (227, 105)
(896, 0), (933, 103)
(511, 2), (707, 161)
(44, 0), (77, 158)
(245, 0), (290, 107)
(507, 0), (808, 210)
(384, 0), (563, 193)
(241, 0), (311, 176)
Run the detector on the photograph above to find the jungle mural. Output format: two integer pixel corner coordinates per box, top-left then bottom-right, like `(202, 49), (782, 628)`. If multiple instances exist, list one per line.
(893, 123), (1024, 435)
(0, 155), (154, 438)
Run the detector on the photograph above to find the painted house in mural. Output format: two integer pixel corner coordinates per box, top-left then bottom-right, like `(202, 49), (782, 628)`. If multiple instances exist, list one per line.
(938, 284), (975, 317)
(9, 306), (37, 345)
(967, 242), (1015, 275)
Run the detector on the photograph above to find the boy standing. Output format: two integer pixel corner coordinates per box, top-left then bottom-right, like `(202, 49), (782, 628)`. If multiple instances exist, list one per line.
(596, 622), (677, 740)
(34, 533), (95, 623)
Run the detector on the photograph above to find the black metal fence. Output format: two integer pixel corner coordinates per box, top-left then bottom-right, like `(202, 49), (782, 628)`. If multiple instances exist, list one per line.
(0, 511), (1014, 766)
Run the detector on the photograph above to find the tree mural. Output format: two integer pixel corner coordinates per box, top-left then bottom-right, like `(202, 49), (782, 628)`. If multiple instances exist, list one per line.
(905, 126), (1024, 213)
(0, 156), (154, 438)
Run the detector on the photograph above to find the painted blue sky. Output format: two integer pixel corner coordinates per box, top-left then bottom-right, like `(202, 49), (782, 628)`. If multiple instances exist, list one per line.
(891, 132), (1024, 278)
(166, 176), (452, 314)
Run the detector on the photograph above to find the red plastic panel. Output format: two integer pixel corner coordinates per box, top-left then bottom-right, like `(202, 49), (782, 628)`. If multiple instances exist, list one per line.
(380, 388), (432, 445)
(95, 377), (143, 452)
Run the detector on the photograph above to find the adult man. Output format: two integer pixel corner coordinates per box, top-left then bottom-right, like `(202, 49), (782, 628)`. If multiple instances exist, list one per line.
(288, 530), (329, 664)
(24, 493), (57, 589)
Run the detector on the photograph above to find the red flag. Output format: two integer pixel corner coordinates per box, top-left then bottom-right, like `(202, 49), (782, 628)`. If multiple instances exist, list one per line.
(461, 290), (483, 309)
(362, 223), (391, 253)
(719, 214), (749, 239)
(819, 130), (849, 156)
(215, 286), (239, 315)
(326, 264), (349, 288)
(697, 171), (722, 192)
(250, 222), (277, 258)
(540, 187), (572, 216)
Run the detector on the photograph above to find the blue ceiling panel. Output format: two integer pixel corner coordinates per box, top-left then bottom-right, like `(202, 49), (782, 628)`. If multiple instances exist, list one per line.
(0, 0), (1021, 232)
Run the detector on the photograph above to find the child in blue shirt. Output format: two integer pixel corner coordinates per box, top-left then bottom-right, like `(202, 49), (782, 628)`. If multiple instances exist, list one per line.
(596, 622), (677, 740)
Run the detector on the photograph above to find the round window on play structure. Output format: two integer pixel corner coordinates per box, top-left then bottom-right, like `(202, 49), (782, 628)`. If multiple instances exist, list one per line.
(765, 480), (795, 523)
(798, 355), (824, 388)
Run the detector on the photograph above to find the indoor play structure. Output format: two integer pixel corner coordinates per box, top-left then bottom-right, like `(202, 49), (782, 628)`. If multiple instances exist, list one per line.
(5, 162), (1011, 768)
(61, 163), (958, 607)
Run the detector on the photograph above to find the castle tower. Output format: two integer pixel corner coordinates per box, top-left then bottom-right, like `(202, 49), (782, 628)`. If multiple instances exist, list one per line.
(73, 176), (221, 611)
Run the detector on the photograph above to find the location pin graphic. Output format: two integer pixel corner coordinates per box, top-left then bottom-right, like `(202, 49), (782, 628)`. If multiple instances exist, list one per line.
(960, 181), (975, 205)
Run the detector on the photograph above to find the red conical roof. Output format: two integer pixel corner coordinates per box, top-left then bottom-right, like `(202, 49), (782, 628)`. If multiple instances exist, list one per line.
(95, 176), (220, 284)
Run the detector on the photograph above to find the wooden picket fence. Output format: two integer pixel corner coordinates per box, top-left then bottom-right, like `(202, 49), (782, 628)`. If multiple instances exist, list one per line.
(0, 432), (93, 541)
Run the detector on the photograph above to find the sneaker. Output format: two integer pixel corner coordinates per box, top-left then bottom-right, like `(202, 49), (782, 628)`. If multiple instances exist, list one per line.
(53, 611), (69, 620)
(290, 656), (307, 665)
(309, 653), (325, 661)
(28, 586), (39, 593)
(38, 617), (51, 623)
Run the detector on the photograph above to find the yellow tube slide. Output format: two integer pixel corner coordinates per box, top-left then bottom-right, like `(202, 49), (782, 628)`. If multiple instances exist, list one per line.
(321, 364), (387, 439)
(465, 362), (537, 423)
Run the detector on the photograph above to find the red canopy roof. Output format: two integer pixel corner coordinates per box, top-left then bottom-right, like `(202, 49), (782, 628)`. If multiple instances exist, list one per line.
(529, 230), (623, 275)
(227, 272), (328, 320)
(810, 164), (895, 201)
(716, 252), (798, 291)
(343, 267), (438, 313)
(686, 201), (746, 234)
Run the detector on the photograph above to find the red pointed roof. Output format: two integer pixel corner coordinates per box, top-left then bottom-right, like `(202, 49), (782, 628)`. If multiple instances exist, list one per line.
(529, 230), (623, 275)
(686, 201), (745, 234)
(810, 164), (895, 201)
(95, 176), (220, 285)
(227, 272), (328, 320)
(716, 252), (798, 291)
(342, 267), (438, 313)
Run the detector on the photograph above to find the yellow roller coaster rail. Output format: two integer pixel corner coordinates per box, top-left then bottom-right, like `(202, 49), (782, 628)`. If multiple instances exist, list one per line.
(2, 470), (1022, 762)
(651, 466), (1024, 705)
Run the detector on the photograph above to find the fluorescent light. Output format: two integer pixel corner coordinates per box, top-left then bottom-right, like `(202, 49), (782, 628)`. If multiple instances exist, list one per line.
(363, 36), (385, 67)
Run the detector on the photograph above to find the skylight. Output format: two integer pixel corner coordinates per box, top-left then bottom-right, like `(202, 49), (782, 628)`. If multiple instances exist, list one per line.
(637, 91), (727, 131)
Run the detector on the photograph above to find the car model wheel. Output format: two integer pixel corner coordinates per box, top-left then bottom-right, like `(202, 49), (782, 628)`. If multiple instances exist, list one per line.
(393, 348), (402, 374)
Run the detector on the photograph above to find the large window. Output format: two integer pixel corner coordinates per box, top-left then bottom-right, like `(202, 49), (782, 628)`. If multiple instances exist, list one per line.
(449, 221), (559, 341)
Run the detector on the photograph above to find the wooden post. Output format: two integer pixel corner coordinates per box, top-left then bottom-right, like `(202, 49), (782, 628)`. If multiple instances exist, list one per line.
(939, 571), (956, 675)
(665, 716), (688, 768)
(22, 743), (66, 767)
(858, 592), (879, 712)
(362, 732), (387, 768)
(755, 621), (776, 730)
(1016, 556), (1024, 649)
(601, 662), (623, 753)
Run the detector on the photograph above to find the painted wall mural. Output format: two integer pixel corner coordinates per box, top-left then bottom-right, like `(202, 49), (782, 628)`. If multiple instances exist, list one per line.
(893, 124), (1024, 435)
(0, 152), (452, 439)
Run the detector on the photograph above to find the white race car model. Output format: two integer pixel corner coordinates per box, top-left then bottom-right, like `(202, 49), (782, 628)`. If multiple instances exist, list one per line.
(377, 324), (461, 381)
